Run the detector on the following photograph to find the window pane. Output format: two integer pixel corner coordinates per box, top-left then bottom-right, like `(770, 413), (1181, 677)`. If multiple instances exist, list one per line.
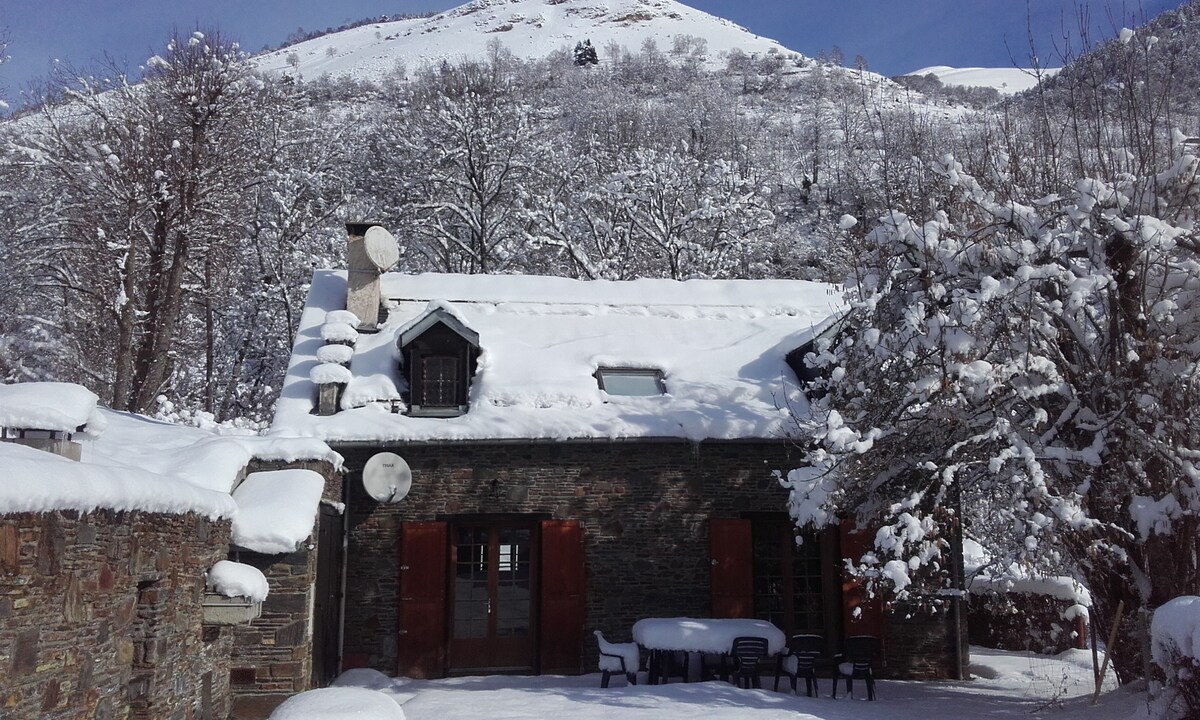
(599, 370), (663, 396)
(423, 356), (459, 406)
(454, 527), (489, 639)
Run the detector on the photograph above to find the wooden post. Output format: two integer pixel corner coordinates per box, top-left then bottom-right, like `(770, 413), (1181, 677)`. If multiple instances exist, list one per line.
(1092, 600), (1124, 705)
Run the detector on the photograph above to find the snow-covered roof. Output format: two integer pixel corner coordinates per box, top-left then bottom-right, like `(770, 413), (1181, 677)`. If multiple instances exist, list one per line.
(231, 469), (326, 554)
(0, 381), (103, 432)
(0, 382), (338, 523)
(0, 442), (237, 519)
(271, 271), (842, 443)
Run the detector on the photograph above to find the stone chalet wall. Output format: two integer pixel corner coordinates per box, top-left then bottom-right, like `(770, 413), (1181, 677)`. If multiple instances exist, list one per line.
(884, 599), (969, 680)
(0, 509), (233, 720)
(337, 440), (961, 680)
(228, 459), (343, 720)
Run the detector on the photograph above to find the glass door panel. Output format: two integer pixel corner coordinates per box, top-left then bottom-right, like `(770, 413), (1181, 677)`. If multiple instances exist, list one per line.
(454, 527), (489, 639)
(449, 521), (536, 672)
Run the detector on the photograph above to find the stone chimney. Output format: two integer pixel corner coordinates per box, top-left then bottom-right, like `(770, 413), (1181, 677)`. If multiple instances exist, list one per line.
(346, 221), (386, 329)
(1, 429), (83, 461)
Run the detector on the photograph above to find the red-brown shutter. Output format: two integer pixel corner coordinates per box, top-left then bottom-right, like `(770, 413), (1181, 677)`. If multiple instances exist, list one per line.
(839, 518), (885, 637)
(539, 519), (586, 674)
(398, 521), (448, 678)
(709, 518), (753, 618)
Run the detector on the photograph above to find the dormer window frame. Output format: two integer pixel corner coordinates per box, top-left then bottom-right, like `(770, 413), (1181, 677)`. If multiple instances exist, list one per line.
(398, 306), (480, 418)
(594, 367), (667, 397)
(408, 345), (471, 418)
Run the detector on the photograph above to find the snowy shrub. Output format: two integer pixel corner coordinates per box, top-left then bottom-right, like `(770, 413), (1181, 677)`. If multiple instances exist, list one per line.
(1152, 597), (1200, 718)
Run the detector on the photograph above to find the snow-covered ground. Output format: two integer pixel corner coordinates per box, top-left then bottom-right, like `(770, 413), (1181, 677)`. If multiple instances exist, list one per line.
(909, 65), (1062, 95)
(275, 646), (1156, 719)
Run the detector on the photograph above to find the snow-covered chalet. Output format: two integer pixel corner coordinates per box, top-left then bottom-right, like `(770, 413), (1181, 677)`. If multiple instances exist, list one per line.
(269, 222), (968, 681)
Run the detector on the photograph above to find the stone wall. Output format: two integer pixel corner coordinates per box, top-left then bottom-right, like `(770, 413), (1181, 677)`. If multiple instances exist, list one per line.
(883, 599), (968, 680)
(0, 509), (232, 719)
(228, 459), (343, 720)
(336, 440), (962, 680)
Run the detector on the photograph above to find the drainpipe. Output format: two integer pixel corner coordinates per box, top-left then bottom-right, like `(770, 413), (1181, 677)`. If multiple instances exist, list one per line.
(952, 490), (966, 680)
(337, 475), (350, 678)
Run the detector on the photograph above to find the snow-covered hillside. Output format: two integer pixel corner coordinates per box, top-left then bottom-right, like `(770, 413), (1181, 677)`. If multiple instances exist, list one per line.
(252, 0), (802, 81)
(909, 65), (1061, 95)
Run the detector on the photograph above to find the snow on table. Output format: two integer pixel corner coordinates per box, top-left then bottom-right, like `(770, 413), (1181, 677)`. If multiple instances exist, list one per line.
(632, 618), (786, 655)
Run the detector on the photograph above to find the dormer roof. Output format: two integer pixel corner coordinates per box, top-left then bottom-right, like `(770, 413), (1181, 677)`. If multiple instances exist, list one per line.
(398, 303), (480, 349)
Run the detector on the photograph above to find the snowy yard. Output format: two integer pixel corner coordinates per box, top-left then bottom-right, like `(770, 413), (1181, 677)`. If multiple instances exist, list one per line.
(276, 647), (1153, 720)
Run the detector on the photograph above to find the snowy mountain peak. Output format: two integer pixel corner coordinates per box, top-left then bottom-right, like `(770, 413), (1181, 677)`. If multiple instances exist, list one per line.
(252, 0), (800, 82)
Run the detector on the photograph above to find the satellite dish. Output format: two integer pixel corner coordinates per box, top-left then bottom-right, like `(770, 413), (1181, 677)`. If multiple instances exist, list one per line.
(363, 226), (400, 271)
(362, 452), (412, 503)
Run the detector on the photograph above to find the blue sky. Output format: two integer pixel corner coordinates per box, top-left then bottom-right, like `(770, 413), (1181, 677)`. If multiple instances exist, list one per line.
(0, 0), (1186, 101)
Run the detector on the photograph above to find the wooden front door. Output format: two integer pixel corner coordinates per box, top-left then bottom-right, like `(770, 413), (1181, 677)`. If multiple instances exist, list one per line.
(449, 520), (537, 672)
(312, 505), (343, 686)
(750, 517), (843, 643)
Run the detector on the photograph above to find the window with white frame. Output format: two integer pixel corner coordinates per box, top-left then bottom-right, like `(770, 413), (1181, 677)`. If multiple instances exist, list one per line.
(595, 368), (666, 396)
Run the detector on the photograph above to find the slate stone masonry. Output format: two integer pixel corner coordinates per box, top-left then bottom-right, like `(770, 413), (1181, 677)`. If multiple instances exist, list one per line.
(227, 459), (343, 720)
(338, 440), (797, 673)
(0, 509), (232, 719)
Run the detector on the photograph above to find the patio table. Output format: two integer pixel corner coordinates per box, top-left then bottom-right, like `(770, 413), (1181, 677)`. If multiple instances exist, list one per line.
(631, 618), (786, 684)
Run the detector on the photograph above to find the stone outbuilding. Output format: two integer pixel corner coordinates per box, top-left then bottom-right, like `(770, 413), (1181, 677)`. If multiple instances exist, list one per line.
(0, 382), (343, 720)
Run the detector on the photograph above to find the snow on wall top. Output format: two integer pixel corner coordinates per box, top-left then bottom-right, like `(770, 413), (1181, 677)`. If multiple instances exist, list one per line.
(271, 270), (841, 443)
(252, 0), (802, 83)
(0, 381), (102, 432)
(231, 469), (326, 554)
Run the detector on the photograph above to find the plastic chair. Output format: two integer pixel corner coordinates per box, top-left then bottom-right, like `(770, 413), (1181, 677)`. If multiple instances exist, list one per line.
(774, 634), (824, 696)
(833, 635), (878, 700)
(594, 630), (639, 688)
(729, 636), (770, 689)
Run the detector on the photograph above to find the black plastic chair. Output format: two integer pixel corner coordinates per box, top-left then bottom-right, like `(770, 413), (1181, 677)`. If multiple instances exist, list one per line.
(729, 636), (770, 689)
(833, 634), (879, 700)
(774, 634), (824, 696)
(594, 630), (639, 688)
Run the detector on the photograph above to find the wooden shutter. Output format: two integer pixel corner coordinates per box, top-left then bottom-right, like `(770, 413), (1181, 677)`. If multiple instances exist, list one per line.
(398, 521), (448, 678)
(839, 518), (885, 637)
(539, 519), (585, 674)
(709, 518), (753, 618)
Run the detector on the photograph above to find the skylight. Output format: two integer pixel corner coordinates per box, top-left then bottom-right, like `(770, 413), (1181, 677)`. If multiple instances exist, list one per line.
(596, 368), (666, 397)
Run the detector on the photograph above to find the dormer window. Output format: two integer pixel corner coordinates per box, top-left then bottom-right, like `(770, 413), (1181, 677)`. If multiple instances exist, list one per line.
(415, 353), (465, 410)
(399, 306), (480, 418)
(595, 368), (666, 396)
